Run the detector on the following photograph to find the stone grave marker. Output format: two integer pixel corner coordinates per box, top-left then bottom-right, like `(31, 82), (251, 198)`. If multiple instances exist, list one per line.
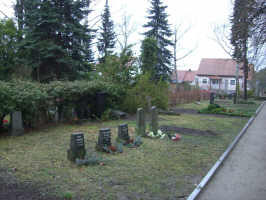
(67, 132), (86, 162)
(11, 111), (24, 136)
(97, 128), (112, 148)
(136, 108), (146, 136)
(210, 93), (215, 104)
(233, 93), (237, 104)
(118, 124), (130, 142)
(150, 106), (158, 135)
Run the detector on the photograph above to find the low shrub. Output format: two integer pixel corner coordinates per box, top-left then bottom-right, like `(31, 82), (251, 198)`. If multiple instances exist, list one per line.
(199, 103), (252, 117)
(122, 73), (169, 113)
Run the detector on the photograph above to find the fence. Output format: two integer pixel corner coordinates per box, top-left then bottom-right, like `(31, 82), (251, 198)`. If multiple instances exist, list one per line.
(169, 87), (210, 106)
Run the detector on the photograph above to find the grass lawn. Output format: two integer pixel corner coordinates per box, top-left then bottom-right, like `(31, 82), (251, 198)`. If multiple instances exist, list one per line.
(0, 101), (259, 200)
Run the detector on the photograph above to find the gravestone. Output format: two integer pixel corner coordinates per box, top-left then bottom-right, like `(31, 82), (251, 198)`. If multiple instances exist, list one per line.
(118, 124), (130, 141)
(54, 107), (59, 123)
(11, 111), (24, 136)
(136, 108), (146, 136)
(233, 93), (237, 104)
(67, 132), (86, 162)
(210, 93), (215, 104)
(150, 106), (158, 135)
(97, 128), (112, 148)
(95, 92), (107, 118)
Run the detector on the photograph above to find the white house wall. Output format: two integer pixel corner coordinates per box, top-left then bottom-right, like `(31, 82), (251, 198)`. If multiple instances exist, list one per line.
(195, 76), (244, 93)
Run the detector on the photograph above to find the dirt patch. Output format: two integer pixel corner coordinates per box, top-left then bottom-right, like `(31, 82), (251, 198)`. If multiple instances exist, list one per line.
(160, 125), (218, 136)
(0, 168), (61, 200)
(170, 108), (198, 114)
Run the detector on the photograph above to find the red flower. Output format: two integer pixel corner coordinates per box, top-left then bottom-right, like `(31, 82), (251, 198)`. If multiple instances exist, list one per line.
(172, 134), (181, 141)
(2, 120), (8, 124)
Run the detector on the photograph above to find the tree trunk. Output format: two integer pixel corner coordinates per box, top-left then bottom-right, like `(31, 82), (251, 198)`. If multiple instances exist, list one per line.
(243, 40), (248, 100)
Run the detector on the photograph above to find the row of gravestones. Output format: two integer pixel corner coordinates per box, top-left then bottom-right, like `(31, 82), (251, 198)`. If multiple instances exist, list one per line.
(67, 106), (159, 162)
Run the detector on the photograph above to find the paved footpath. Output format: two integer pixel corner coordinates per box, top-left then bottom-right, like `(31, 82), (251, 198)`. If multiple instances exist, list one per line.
(198, 103), (266, 200)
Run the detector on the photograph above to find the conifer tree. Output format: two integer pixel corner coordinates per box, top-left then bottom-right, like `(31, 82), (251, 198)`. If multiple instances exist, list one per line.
(16, 0), (94, 82)
(143, 0), (173, 81)
(140, 37), (158, 78)
(97, 0), (116, 62)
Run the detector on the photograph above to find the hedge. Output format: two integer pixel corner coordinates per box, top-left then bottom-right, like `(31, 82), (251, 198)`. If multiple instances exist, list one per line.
(0, 80), (125, 127)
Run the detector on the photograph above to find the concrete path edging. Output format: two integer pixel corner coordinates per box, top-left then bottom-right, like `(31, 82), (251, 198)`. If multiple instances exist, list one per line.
(186, 101), (266, 200)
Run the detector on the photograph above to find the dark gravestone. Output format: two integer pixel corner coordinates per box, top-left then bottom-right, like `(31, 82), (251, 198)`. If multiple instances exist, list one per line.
(233, 93), (237, 104)
(95, 92), (107, 117)
(150, 106), (158, 135)
(11, 111), (24, 136)
(210, 93), (215, 104)
(136, 108), (146, 136)
(118, 124), (130, 141)
(67, 133), (86, 162)
(97, 128), (112, 147)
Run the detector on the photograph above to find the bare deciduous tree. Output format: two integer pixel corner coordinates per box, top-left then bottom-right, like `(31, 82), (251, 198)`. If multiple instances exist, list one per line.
(116, 12), (137, 51)
(172, 23), (196, 90)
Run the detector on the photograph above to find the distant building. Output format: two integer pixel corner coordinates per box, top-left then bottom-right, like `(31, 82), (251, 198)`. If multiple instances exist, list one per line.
(171, 69), (197, 85)
(195, 58), (253, 94)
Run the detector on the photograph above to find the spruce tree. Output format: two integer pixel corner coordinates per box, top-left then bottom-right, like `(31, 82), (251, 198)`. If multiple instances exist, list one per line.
(97, 0), (116, 62)
(143, 0), (173, 81)
(140, 37), (158, 79)
(16, 0), (94, 82)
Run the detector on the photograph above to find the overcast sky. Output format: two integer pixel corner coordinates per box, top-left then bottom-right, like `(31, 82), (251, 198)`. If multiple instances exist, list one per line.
(0, 0), (233, 70)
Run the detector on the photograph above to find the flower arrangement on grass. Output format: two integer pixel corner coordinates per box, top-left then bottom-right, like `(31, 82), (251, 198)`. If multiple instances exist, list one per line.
(116, 136), (143, 148)
(147, 130), (166, 139)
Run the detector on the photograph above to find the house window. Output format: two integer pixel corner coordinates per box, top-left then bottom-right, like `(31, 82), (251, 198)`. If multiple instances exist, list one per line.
(230, 80), (236, 85)
(202, 79), (207, 84)
(211, 80), (219, 84)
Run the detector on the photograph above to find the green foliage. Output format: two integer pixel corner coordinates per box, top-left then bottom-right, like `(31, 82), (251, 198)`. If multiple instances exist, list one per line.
(62, 191), (73, 200)
(101, 109), (112, 121)
(140, 37), (158, 80)
(0, 19), (20, 80)
(238, 100), (256, 105)
(16, 0), (94, 82)
(97, 47), (137, 87)
(122, 73), (169, 113)
(207, 104), (221, 111)
(255, 68), (266, 89)
(97, 0), (116, 61)
(143, 0), (173, 81)
(0, 80), (125, 127)
(199, 103), (252, 117)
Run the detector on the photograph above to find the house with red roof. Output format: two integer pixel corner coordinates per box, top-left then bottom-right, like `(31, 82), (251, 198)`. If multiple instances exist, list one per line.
(195, 58), (253, 94)
(171, 69), (197, 85)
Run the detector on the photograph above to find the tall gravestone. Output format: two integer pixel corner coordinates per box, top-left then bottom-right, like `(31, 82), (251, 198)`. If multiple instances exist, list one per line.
(210, 93), (215, 104)
(136, 108), (146, 136)
(67, 132), (86, 162)
(95, 92), (107, 118)
(150, 106), (158, 135)
(97, 128), (112, 147)
(11, 111), (24, 136)
(233, 93), (237, 104)
(118, 124), (130, 142)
